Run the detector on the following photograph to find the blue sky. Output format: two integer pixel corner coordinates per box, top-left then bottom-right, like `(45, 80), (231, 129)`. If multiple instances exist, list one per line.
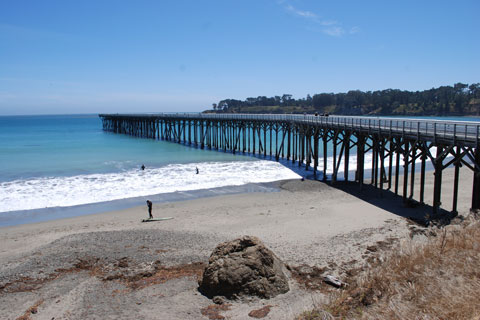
(0, 0), (479, 115)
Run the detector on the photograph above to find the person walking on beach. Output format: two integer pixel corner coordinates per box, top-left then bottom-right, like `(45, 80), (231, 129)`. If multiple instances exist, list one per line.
(146, 200), (153, 219)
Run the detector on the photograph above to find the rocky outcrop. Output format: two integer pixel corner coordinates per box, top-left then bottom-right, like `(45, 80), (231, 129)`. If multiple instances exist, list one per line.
(198, 236), (289, 299)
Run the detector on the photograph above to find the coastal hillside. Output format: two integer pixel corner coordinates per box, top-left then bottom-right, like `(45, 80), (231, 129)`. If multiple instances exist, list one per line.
(205, 83), (480, 116)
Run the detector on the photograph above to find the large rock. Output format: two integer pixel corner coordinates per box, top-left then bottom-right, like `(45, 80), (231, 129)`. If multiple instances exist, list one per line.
(198, 236), (289, 299)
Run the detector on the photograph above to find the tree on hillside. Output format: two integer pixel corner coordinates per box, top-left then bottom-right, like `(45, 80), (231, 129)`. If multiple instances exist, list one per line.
(208, 83), (480, 116)
(469, 83), (479, 98)
(281, 94), (293, 106)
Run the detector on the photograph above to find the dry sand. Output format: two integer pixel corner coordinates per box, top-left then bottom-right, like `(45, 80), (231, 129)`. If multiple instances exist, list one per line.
(0, 166), (475, 320)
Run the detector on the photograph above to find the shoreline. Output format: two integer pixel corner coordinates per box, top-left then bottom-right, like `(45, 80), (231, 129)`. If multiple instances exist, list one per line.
(0, 150), (458, 228)
(0, 181), (282, 228)
(0, 151), (466, 228)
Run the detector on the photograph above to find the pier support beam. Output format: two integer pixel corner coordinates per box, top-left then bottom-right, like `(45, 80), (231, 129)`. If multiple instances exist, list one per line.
(433, 146), (444, 215)
(313, 132), (319, 178)
(344, 133), (350, 181)
(409, 142), (417, 199)
(394, 140), (401, 195)
(323, 134), (328, 181)
(420, 146), (426, 204)
(403, 141), (409, 202)
(472, 148), (480, 211)
(452, 146), (460, 214)
(356, 135), (365, 187)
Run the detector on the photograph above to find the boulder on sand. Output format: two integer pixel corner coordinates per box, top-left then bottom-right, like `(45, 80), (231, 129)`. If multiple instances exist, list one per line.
(198, 236), (289, 299)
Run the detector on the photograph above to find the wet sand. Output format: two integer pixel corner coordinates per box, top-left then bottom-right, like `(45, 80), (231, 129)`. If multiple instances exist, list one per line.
(0, 167), (475, 319)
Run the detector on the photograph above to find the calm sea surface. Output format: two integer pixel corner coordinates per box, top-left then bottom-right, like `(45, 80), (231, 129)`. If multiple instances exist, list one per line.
(0, 114), (478, 226)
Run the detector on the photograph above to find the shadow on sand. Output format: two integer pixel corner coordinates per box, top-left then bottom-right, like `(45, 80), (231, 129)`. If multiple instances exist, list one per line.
(326, 180), (457, 226)
(167, 141), (457, 226)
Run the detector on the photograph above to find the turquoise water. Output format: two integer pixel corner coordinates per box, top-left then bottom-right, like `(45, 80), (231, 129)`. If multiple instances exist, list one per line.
(0, 114), (300, 216)
(0, 114), (255, 182)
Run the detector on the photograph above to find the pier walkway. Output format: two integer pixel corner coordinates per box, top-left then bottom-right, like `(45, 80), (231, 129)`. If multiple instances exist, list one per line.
(99, 113), (480, 215)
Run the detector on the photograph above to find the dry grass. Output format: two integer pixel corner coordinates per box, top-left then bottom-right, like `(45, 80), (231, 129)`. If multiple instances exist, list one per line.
(298, 218), (480, 320)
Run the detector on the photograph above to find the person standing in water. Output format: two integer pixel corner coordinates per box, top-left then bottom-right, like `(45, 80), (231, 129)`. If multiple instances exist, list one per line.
(146, 200), (153, 219)
(196, 167), (199, 174)
(141, 164), (145, 170)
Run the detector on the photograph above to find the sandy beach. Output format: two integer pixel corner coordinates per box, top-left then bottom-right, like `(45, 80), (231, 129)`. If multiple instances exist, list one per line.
(0, 166), (475, 320)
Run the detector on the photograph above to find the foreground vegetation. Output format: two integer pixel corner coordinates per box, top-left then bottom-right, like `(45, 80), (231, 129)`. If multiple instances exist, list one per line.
(206, 83), (480, 116)
(297, 214), (480, 319)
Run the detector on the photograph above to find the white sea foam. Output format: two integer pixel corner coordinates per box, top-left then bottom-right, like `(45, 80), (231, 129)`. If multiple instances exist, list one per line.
(0, 160), (301, 213)
(318, 146), (446, 175)
(0, 148), (451, 213)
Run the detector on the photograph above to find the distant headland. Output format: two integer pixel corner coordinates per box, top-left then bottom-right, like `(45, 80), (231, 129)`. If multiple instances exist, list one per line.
(205, 83), (480, 117)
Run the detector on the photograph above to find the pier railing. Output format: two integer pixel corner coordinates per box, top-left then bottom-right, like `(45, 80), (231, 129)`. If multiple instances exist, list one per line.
(100, 113), (480, 147)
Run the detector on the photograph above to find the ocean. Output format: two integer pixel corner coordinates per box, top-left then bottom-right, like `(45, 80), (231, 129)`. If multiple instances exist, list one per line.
(0, 114), (303, 226)
(1, 114), (479, 227)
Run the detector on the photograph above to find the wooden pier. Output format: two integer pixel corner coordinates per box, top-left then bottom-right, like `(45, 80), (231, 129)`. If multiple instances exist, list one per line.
(99, 113), (480, 215)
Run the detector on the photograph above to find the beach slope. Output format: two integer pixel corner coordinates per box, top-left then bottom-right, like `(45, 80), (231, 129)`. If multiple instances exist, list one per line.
(0, 168), (474, 319)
